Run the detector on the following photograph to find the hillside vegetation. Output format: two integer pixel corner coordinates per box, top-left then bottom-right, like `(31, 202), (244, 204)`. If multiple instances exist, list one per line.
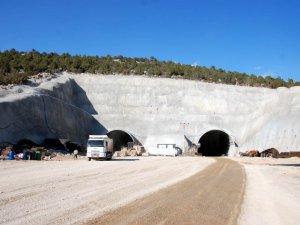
(0, 49), (299, 88)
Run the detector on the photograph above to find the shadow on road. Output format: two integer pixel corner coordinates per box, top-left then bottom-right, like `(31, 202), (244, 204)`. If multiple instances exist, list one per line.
(271, 164), (300, 167)
(111, 158), (140, 161)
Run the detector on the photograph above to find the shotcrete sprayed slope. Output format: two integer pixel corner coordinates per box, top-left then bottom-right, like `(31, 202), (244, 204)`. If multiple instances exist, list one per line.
(73, 73), (300, 154)
(1, 73), (300, 154)
(0, 75), (106, 146)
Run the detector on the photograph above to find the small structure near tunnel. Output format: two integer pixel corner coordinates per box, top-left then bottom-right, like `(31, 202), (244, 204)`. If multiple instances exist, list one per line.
(148, 144), (180, 157)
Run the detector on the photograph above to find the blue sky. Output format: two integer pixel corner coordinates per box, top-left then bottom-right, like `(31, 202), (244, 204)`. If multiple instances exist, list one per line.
(1, 0), (299, 81)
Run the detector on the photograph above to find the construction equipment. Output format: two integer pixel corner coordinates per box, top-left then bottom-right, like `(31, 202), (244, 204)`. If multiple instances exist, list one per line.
(239, 150), (260, 157)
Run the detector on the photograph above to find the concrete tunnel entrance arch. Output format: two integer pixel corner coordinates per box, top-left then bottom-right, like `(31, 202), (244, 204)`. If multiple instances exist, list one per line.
(198, 130), (230, 156)
(106, 130), (140, 151)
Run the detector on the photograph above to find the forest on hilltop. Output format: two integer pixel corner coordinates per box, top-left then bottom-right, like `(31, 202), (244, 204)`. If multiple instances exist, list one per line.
(0, 49), (299, 88)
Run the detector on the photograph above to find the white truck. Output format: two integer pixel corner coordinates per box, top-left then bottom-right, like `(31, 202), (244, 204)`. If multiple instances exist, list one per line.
(86, 135), (113, 161)
(148, 144), (180, 157)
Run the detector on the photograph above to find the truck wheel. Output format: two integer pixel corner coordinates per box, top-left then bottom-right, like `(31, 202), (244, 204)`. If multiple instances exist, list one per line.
(88, 157), (91, 161)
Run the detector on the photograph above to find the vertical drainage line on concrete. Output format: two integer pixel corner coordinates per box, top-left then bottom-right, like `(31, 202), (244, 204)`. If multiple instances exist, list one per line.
(40, 95), (57, 135)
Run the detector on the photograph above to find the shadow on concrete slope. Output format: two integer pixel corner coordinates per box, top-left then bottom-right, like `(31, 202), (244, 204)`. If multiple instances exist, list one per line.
(0, 88), (106, 146)
(41, 78), (98, 115)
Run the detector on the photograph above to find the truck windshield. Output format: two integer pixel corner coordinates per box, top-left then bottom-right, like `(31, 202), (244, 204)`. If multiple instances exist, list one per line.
(87, 140), (104, 147)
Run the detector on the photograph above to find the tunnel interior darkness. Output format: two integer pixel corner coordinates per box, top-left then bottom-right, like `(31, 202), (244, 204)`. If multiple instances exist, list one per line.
(107, 130), (134, 151)
(198, 130), (230, 156)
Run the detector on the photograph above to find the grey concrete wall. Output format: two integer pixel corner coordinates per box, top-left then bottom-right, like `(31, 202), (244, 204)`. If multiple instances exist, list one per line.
(72, 73), (300, 155)
(1, 72), (300, 156)
(0, 77), (106, 146)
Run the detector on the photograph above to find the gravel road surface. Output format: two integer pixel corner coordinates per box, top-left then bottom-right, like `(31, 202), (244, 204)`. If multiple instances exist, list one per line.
(86, 158), (245, 225)
(0, 157), (214, 225)
(236, 157), (300, 225)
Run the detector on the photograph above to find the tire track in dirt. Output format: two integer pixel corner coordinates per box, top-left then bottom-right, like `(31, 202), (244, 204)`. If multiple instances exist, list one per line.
(85, 158), (245, 225)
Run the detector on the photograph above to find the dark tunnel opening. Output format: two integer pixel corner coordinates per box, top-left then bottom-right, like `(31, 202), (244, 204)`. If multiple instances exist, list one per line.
(106, 130), (134, 151)
(198, 130), (230, 156)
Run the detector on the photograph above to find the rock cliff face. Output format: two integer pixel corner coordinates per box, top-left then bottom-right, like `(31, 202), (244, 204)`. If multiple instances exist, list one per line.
(1, 72), (300, 156)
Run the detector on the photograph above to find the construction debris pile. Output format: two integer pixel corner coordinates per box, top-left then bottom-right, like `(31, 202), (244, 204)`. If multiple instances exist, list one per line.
(113, 145), (145, 157)
(239, 148), (300, 158)
(0, 146), (54, 161)
(0, 138), (86, 161)
(0, 146), (80, 161)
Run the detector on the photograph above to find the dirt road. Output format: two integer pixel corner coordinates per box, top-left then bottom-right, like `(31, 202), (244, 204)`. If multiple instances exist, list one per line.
(86, 158), (245, 225)
(0, 157), (214, 225)
(236, 157), (300, 225)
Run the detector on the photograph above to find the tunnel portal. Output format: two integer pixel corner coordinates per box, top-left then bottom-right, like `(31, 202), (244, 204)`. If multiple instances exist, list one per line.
(106, 130), (134, 151)
(198, 130), (230, 156)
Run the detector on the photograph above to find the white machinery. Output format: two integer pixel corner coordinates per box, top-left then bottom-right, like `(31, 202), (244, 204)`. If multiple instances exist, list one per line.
(148, 144), (180, 157)
(86, 135), (113, 161)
